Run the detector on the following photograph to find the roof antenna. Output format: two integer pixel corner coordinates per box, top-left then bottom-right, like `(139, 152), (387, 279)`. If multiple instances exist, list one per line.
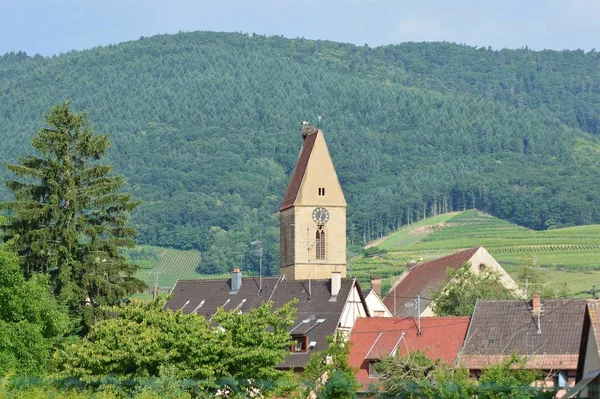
(531, 293), (542, 334)
(307, 227), (312, 300)
(394, 286), (397, 317)
(251, 238), (263, 294)
(417, 293), (421, 335)
(317, 115), (322, 129)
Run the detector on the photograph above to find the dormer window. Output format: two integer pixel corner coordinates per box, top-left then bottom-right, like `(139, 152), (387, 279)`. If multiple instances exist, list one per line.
(318, 187), (325, 196)
(291, 334), (308, 352)
(368, 361), (381, 378)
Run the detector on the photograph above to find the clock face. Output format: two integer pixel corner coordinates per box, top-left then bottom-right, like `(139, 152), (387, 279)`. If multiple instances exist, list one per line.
(312, 207), (329, 225)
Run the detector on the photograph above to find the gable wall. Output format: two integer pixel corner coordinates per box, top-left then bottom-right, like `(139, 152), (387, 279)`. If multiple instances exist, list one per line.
(295, 131), (346, 207)
(467, 247), (519, 292)
(338, 285), (368, 335)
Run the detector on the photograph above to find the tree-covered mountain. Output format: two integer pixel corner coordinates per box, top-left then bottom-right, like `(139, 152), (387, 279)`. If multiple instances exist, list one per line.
(1, 31), (599, 275)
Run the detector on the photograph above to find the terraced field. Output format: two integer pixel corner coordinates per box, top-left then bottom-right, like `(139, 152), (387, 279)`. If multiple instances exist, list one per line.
(348, 210), (600, 296)
(134, 248), (228, 294)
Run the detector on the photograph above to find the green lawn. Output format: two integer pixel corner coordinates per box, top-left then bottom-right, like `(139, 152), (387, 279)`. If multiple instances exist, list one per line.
(349, 210), (600, 297)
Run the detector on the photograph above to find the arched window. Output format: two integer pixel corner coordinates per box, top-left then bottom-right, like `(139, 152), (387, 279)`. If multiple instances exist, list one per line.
(316, 229), (325, 260)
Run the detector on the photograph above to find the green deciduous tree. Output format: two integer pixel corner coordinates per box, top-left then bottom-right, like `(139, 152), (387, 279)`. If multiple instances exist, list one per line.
(376, 352), (554, 398)
(516, 255), (569, 299)
(478, 354), (554, 399)
(0, 248), (68, 376)
(431, 263), (517, 316)
(52, 297), (297, 396)
(302, 331), (360, 398)
(1, 101), (145, 325)
(376, 350), (474, 398)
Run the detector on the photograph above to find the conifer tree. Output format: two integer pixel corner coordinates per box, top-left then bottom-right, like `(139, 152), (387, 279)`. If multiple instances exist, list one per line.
(1, 101), (145, 324)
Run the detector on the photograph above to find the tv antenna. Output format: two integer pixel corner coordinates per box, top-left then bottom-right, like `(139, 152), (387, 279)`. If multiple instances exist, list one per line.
(251, 238), (264, 293)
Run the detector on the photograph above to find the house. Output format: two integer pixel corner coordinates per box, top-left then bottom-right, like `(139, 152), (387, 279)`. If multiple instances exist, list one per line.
(567, 300), (600, 398)
(382, 247), (517, 318)
(164, 269), (369, 370)
(460, 296), (587, 396)
(364, 276), (392, 317)
(349, 316), (470, 393)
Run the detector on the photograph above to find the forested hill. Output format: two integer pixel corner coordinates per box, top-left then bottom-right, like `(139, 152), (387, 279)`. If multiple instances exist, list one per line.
(1, 31), (600, 275)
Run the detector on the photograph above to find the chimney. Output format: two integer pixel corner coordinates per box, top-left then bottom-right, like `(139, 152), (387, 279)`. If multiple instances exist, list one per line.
(532, 293), (541, 314)
(231, 268), (242, 291)
(371, 275), (382, 297)
(331, 271), (341, 297)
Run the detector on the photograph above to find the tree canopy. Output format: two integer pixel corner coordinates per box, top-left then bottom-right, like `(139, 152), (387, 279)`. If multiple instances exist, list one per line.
(1, 101), (145, 325)
(0, 248), (68, 376)
(376, 351), (554, 399)
(431, 263), (518, 316)
(52, 297), (297, 396)
(1, 32), (600, 276)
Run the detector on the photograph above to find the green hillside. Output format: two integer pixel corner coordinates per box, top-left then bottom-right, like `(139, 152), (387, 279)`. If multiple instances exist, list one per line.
(131, 247), (229, 296)
(349, 210), (600, 296)
(2, 32), (600, 277)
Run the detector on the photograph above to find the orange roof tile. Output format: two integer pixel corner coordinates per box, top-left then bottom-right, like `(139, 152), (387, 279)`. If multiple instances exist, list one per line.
(349, 316), (470, 392)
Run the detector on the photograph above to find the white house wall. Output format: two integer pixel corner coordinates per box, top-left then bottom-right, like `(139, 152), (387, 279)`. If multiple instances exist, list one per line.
(365, 290), (392, 317)
(338, 286), (368, 334)
(467, 247), (520, 293)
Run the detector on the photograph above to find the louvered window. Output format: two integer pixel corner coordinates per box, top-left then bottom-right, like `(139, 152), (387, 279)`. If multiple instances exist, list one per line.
(316, 229), (325, 260)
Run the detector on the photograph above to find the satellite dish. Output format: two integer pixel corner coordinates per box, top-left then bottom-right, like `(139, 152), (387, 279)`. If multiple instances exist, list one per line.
(404, 302), (415, 308)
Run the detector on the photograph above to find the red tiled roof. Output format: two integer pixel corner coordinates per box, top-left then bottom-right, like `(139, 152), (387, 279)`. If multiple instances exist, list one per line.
(383, 247), (481, 317)
(349, 316), (470, 392)
(279, 130), (318, 211)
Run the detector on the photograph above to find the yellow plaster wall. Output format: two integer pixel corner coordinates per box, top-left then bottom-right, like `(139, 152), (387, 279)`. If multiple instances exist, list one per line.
(280, 130), (347, 281)
(281, 205), (346, 280)
(295, 131), (346, 207)
(467, 247), (520, 293)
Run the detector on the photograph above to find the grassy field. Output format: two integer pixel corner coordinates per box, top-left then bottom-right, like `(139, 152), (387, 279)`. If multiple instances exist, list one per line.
(348, 210), (600, 296)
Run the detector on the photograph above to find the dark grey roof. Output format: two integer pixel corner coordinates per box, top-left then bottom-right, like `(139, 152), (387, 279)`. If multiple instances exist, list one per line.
(461, 299), (586, 370)
(164, 276), (362, 369)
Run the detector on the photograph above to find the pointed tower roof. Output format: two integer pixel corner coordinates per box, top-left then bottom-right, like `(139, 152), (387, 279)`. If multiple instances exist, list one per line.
(280, 129), (345, 211)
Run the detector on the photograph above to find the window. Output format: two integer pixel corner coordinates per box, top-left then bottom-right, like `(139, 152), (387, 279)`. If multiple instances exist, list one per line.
(368, 361), (381, 378)
(479, 263), (487, 271)
(555, 370), (568, 388)
(318, 187), (325, 196)
(291, 335), (308, 352)
(315, 229), (325, 260)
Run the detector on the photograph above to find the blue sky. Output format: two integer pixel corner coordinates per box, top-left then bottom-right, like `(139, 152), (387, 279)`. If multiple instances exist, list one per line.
(2, 0), (599, 56)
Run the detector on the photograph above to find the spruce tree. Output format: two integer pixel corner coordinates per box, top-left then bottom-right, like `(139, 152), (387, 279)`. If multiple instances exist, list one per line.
(1, 101), (145, 324)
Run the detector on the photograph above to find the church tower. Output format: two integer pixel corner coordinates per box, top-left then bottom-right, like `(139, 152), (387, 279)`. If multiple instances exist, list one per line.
(280, 125), (347, 280)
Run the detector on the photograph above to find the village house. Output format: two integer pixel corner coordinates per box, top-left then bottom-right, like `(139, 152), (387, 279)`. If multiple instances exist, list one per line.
(382, 246), (518, 317)
(364, 276), (393, 317)
(566, 300), (600, 398)
(459, 296), (586, 397)
(349, 316), (470, 394)
(164, 269), (369, 370)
